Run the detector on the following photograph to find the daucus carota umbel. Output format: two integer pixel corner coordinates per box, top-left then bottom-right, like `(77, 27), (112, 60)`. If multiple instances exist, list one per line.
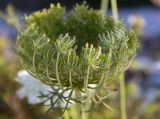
(16, 3), (138, 110)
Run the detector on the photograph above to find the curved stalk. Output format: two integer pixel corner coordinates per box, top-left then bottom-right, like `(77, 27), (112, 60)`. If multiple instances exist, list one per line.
(97, 73), (104, 88)
(32, 51), (36, 72)
(32, 50), (41, 80)
(120, 73), (127, 119)
(56, 52), (63, 88)
(69, 70), (73, 88)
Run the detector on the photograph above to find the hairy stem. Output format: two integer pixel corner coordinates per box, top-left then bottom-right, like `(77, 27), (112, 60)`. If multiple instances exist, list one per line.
(120, 73), (127, 119)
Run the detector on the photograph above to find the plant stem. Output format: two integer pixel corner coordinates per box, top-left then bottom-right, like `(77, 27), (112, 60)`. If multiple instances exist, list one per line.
(69, 70), (73, 88)
(120, 73), (127, 119)
(64, 110), (70, 119)
(75, 89), (81, 119)
(70, 105), (77, 119)
(101, 0), (109, 16)
(56, 52), (63, 88)
(111, 0), (118, 19)
(81, 104), (88, 119)
(111, 1), (127, 118)
(74, 89), (88, 119)
(84, 66), (90, 92)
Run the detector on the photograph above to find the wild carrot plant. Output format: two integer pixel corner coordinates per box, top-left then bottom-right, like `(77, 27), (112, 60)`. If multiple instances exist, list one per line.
(16, 1), (138, 119)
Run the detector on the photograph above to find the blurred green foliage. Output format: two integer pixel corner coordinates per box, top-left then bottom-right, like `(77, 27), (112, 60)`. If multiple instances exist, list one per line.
(0, 4), (19, 28)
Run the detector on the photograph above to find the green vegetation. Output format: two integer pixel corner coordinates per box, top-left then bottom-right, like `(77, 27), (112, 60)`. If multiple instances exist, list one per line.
(15, 2), (138, 119)
(16, 3), (137, 90)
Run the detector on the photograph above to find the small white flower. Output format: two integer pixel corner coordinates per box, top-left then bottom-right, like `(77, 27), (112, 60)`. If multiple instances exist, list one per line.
(16, 70), (52, 104)
(16, 70), (75, 108)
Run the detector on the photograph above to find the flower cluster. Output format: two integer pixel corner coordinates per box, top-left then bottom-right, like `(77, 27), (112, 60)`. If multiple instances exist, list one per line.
(16, 3), (138, 109)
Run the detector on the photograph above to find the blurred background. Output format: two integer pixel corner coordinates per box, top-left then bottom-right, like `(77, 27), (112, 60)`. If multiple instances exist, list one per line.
(0, 0), (160, 119)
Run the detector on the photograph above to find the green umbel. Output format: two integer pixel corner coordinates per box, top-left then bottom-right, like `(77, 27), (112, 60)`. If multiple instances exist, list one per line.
(16, 3), (138, 91)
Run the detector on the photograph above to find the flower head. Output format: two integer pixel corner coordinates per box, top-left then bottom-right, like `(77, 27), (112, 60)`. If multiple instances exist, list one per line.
(16, 3), (138, 108)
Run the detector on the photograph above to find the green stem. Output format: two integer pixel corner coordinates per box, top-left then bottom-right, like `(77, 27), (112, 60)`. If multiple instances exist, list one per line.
(74, 89), (88, 119)
(97, 73), (104, 88)
(120, 73), (127, 119)
(75, 89), (81, 119)
(81, 105), (88, 119)
(84, 66), (90, 92)
(64, 110), (70, 119)
(69, 70), (73, 88)
(56, 52), (63, 88)
(111, 0), (118, 19)
(32, 51), (36, 72)
(70, 105), (78, 119)
(101, 0), (109, 16)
